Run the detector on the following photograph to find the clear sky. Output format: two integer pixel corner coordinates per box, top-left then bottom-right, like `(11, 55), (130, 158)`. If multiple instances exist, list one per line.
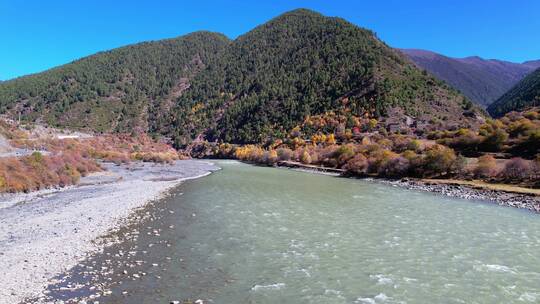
(1, 0), (539, 80)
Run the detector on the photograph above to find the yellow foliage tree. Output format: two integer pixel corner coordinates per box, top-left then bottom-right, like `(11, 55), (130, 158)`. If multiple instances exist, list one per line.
(300, 150), (312, 164)
(326, 134), (336, 145)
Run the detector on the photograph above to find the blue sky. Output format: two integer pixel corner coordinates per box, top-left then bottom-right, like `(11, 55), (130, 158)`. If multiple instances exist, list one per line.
(1, 0), (539, 80)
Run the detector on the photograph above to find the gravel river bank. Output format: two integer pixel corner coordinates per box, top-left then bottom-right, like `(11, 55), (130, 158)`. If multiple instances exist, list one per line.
(0, 160), (219, 304)
(379, 178), (540, 213)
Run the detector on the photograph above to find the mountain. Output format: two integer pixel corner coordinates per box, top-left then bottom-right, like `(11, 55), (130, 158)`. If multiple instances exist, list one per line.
(487, 68), (540, 117)
(169, 9), (477, 145)
(400, 49), (539, 108)
(0, 32), (230, 132)
(0, 9), (478, 146)
(524, 60), (540, 69)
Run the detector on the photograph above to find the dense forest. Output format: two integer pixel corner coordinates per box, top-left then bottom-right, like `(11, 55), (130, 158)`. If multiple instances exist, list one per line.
(488, 68), (540, 117)
(0, 32), (230, 132)
(0, 9), (478, 146)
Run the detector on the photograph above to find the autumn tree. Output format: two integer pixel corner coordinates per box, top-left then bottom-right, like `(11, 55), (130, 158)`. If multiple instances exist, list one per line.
(474, 155), (498, 178)
(345, 153), (368, 175)
(422, 145), (457, 177)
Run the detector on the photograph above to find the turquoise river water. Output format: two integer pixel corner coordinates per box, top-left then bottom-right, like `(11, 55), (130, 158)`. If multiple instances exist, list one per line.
(47, 160), (540, 303)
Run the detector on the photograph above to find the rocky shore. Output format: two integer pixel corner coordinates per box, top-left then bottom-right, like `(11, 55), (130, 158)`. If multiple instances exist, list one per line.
(379, 178), (540, 213)
(0, 160), (219, 304)
(277, 163), (540, 213)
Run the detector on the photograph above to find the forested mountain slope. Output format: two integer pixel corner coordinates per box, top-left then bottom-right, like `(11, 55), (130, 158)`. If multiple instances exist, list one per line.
(488, 68), (540, 117)
(0, 9), (479, 146)
(170, 9), (477, 145)
(401, 49), (539, 108)
(0, 32), (230, 132)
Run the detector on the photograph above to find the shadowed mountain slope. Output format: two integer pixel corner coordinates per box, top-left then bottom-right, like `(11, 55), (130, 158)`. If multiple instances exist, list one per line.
(488, 68), (540, 117)
(401, 49), (539, 108)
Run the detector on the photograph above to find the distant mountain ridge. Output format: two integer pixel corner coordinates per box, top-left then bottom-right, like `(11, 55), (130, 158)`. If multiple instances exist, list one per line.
(401, 49), (540, 108)
(524, 60), (540, 68)
(488, 67), (540, 117)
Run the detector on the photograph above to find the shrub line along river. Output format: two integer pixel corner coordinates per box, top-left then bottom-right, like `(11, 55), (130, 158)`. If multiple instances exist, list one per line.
(37, 160), (540, 304)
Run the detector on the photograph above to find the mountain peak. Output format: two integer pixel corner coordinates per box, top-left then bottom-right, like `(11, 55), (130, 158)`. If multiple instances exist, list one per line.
(265, 8), (354, 29)
(261, 8), (325, 25)
(279, 8), (322, 16)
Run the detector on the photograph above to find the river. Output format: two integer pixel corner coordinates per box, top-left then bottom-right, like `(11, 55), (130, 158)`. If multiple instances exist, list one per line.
(42, 160), (540, 303)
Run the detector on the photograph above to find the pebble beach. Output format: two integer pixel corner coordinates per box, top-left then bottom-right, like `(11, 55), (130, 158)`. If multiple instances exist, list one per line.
(0, 160), (219, 304)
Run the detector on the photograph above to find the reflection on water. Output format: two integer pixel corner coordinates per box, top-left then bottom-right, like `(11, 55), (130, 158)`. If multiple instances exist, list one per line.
(46, 161), (540, 303)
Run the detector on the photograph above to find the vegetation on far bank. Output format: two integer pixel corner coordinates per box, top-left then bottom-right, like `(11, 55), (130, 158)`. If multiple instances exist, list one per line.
(190, 108), (540, 188)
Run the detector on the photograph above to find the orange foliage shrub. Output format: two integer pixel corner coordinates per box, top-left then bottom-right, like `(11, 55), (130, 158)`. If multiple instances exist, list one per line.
(14, 133), (179, 164)
(262, 150), (278, 165)
(0, 152), (101, 193)
(344, 153), (368, 175)
(422, 144), (458, 177)
(299, 150), (312, 164)
(1, 127), (179, 193)
(234, 145), (265, 162)
(474, 155), (499, 178)
(132, 152), (177, 164)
